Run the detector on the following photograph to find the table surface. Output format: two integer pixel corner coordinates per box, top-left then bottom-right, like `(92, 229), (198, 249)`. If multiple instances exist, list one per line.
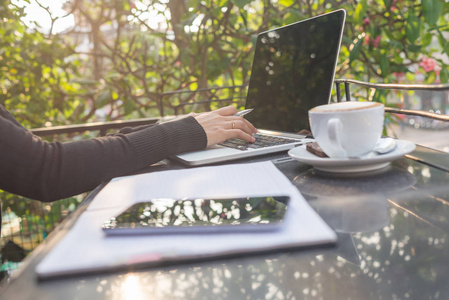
(1, 145), (449, 300)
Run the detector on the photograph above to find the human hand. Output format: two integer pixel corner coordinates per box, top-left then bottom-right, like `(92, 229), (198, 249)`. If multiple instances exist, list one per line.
(194, 106), (258, 147)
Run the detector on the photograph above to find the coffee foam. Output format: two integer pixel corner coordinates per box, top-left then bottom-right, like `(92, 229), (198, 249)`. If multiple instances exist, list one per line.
(310, 101), (382, 112)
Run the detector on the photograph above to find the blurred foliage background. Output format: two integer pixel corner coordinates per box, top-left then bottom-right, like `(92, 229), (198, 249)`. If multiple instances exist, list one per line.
(1, 0), (448, 128)
(0, 0), (448, 272)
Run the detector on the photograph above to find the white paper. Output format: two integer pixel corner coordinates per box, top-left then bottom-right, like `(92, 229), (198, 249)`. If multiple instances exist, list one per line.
(88, 161), (299, 211)
(36, 161), (336, 279)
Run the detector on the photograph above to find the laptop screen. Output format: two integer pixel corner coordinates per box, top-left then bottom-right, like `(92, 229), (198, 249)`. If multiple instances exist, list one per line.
(245, 10), (345, 133)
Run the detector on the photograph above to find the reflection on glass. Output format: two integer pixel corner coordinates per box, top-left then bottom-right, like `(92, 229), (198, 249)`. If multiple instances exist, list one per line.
(293, 166), (417, 198)
(69, 161), (449, 300)
(245, 11), (345, 133)
(119, 274), (146, 300)
(103, 197), (288, 230)
(293, 167), (417, 234)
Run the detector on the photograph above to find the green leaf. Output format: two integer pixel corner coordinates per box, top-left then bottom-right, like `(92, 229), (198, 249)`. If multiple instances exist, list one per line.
(96, 90), (111, 107)
(441, 68), (449, 84)
(283, 9), (305, 25)
(438, 33), (449, 54)
(389, 40), (403, 50)
(279, 0), (295, 6)
(408, 44), (422, 53)
(231, 0), (251, 9)
(383, 28), (396, 41)
(239, 8), (248, 28)
(342, 36), (353, 44)
(422, 0), (443, 26)
(354, 0), (367, 24)
(422, 33), (433, 47)
(405, 11), (421, 44)
(349, 37), (363, 63)
(124, 100), (135, 115)
(372, 89), (388, 104)
(379, 54), (390, 76)
(425, 71), (436, 84)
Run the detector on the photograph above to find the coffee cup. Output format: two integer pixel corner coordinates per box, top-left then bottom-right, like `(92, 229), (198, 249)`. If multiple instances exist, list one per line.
(308, 101), (384, 158)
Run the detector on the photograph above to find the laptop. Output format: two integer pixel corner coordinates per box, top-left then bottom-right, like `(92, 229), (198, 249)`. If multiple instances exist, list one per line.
(173, 9), (346, 166)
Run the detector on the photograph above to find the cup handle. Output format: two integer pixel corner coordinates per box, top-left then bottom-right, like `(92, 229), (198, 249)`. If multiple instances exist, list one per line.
(327, 118), (347, 157)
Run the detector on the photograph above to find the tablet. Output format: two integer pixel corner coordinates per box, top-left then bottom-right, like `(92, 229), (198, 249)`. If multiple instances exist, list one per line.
(102, 196), (290, 235)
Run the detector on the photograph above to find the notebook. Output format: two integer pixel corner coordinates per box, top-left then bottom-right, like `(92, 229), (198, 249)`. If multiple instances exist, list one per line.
(173, 9), (346, 166)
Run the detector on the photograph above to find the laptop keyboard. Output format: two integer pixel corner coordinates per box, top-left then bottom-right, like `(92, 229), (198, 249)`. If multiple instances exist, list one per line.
(219, 133), (301, 151)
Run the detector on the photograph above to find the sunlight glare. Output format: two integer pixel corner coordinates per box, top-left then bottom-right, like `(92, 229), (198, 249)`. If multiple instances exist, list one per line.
(16, 0), (168, 34)
(120, 274), (146, 300)
(13, 0), (74, 33)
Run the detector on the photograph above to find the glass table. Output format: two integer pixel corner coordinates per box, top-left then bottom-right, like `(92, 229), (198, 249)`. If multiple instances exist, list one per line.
(0, 144), (448, 300)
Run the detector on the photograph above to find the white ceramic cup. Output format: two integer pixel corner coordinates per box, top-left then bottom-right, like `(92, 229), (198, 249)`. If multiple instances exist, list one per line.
(308, 101), (384, 158)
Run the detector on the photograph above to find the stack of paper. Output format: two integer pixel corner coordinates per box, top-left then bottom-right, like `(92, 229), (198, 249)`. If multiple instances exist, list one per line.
(36, 161), (336, 279)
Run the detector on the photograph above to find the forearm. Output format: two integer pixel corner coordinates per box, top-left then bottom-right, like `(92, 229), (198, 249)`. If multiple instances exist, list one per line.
(0, 116), (206, 202)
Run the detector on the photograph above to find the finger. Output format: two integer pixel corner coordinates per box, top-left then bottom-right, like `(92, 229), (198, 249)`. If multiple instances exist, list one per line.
(214, 106), (238, 116)
(229, 119), (255, 135)
(241, 118), (258, 133)
(227, 130), (255, 143)
(229, 117), (258, 133)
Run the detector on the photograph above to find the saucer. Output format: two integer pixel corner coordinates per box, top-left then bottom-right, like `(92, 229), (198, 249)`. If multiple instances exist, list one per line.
(288, 139), (416, 173)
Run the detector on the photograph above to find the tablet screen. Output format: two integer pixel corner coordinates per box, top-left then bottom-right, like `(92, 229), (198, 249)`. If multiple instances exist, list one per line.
(102, 196), (289, 234)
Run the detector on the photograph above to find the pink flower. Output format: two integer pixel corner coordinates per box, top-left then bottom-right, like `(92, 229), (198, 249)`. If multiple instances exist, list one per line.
(393, 72), (405, 83)
(390, 0), (398, 12)
(419, 57), (436, 72)
(363, 17), (370, 26)
(372, 35), (381, 48)
(363, 34), (381, 48)
(364, 34), (370, 46)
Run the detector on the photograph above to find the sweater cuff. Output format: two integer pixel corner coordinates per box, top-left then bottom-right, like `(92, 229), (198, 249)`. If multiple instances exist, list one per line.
(126, 116), (207, 166)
